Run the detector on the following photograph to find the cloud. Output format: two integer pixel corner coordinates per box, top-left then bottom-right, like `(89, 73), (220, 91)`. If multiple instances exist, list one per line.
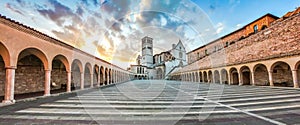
(5, 3), (24, 16)
(216, 22), (224, 34)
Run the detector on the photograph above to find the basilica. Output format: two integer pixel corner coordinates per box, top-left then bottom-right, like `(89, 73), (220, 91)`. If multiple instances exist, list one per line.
(128, 36), (187, 80)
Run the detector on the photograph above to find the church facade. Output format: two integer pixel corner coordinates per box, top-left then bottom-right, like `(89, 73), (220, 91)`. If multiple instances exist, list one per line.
(129, 36), (187, 80)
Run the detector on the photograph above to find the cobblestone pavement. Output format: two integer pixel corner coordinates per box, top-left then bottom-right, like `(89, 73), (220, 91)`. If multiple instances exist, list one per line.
(1, 80), (300, 125)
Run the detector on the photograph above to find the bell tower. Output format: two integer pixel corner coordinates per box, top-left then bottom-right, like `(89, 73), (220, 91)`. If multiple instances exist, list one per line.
(141, 36), (153, 67)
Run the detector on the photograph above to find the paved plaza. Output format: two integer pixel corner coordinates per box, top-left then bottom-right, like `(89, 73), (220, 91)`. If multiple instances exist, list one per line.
(1, 80), (300, 125)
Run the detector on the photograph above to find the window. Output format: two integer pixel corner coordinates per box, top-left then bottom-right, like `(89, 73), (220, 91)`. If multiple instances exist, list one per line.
(147, 47), (152, 49)
(197, 52), (200, 59)
(225, 42), (229, 47)
(205, 49), (208, 55)
(253, 25), (258, 33)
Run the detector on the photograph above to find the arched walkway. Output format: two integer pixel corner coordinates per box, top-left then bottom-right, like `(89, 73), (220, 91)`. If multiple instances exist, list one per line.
(15, 48), (48, 100)
(0, 56), (5, 101)
(71, 59), (82, 90)
(51, 55), (69, 94)
(100, 66), (104, 85)
(214, 70), (220, 83)
(93, 65), (99, 87)
(271, 61), (293, 87)
(221, 69), (228, 84)
(199, 72), (203, 82)
(0, 42), (11, 101)
(253, 64), (269, 86)
(84, 63), (92, 88)
(208, 70), (213, 83)
(105, 68), (109, 85)
(195, 72), (199, 82)
(229, 68), (239, 85)
(240, 66), (251, 85)
(203, 71), (208, 82)
(296, 61), (300, 88)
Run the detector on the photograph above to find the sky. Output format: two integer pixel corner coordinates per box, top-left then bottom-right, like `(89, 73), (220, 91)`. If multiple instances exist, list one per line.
(0, 0), (299, 69)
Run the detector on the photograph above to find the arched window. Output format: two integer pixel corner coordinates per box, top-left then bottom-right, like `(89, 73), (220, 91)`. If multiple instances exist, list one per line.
(253, 25), (258, 33)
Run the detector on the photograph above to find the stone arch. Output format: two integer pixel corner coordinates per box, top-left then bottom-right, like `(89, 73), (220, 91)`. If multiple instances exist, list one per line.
(51, 55), (69, 93)
(295, 61), (300, 87)
(271, 61), (293, 87)
(71, 59), (83, 90)
(203, 71), (208, 82)
(84, 63), (92, 88)
(0, 42), (10, 100)
(195, 72), (199, 82)
(191, 72), (195, 82)
(93, 65), (99, 86)
(15, 48), (49, 99)
(0, 42), (10, 67)
(105, 68), (109, 85)
(208, 70), (213, 83)
(253, 64), (269, 86)
(229, 67), (239, 85)
(240, 66), (251, 85)
(109, 68), (112, 84)
(221, 69), (228, 84)
(100, 66), (104, 85)
(214, 70), (220, 83)
(199, 71), (203, 82)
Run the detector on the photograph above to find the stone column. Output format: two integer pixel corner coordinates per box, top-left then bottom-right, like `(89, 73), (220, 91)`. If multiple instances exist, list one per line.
(292, 70), (299, 88)
(44, 70), (51, 96)
(90, 74), (93, 88)
(220, 72), (223, 84)
(3, 66), (16, 103)
(81, 72), (84, 89)
(268, 71), (274, 86)
(251, 72), (255, 86)
(239, 72), (243, 86)
(67, 72), (71, 92)
(198, 72), (201, 82)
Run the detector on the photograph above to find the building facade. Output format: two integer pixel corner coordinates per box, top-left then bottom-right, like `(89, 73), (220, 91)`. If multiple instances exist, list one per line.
(170, 7), (300, 88)
(130, 36), (187, 79)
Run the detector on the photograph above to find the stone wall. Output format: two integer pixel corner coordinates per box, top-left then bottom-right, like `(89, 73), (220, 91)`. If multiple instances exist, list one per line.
(51, 69), (67, 89)
(71, 71), (81, 89)
(15, 65), (45, 95)
(184, 14), (300, 71)
(225, 14), (300, 65)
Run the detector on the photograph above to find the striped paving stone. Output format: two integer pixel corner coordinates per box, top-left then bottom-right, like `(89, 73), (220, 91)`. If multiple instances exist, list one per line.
(1, 80), (300, 124)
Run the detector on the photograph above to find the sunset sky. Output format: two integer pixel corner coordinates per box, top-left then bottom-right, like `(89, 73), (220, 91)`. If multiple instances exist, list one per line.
(0, 0), (299, 69)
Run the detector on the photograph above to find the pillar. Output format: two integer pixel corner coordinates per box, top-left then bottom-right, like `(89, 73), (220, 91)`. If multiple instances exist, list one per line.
(239, 72), (243, 86)
(67, 72), (71, 92)
(268, 71), (274, 86)
(81, 72), (84, 89)
(3, 66), (16, 103)
(251, 72), (255, 86)
(220, 72), (223, 84)
(44, 69), (51, 96)
(90, 74), (93, 88)
(292, 70), (299, 88)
